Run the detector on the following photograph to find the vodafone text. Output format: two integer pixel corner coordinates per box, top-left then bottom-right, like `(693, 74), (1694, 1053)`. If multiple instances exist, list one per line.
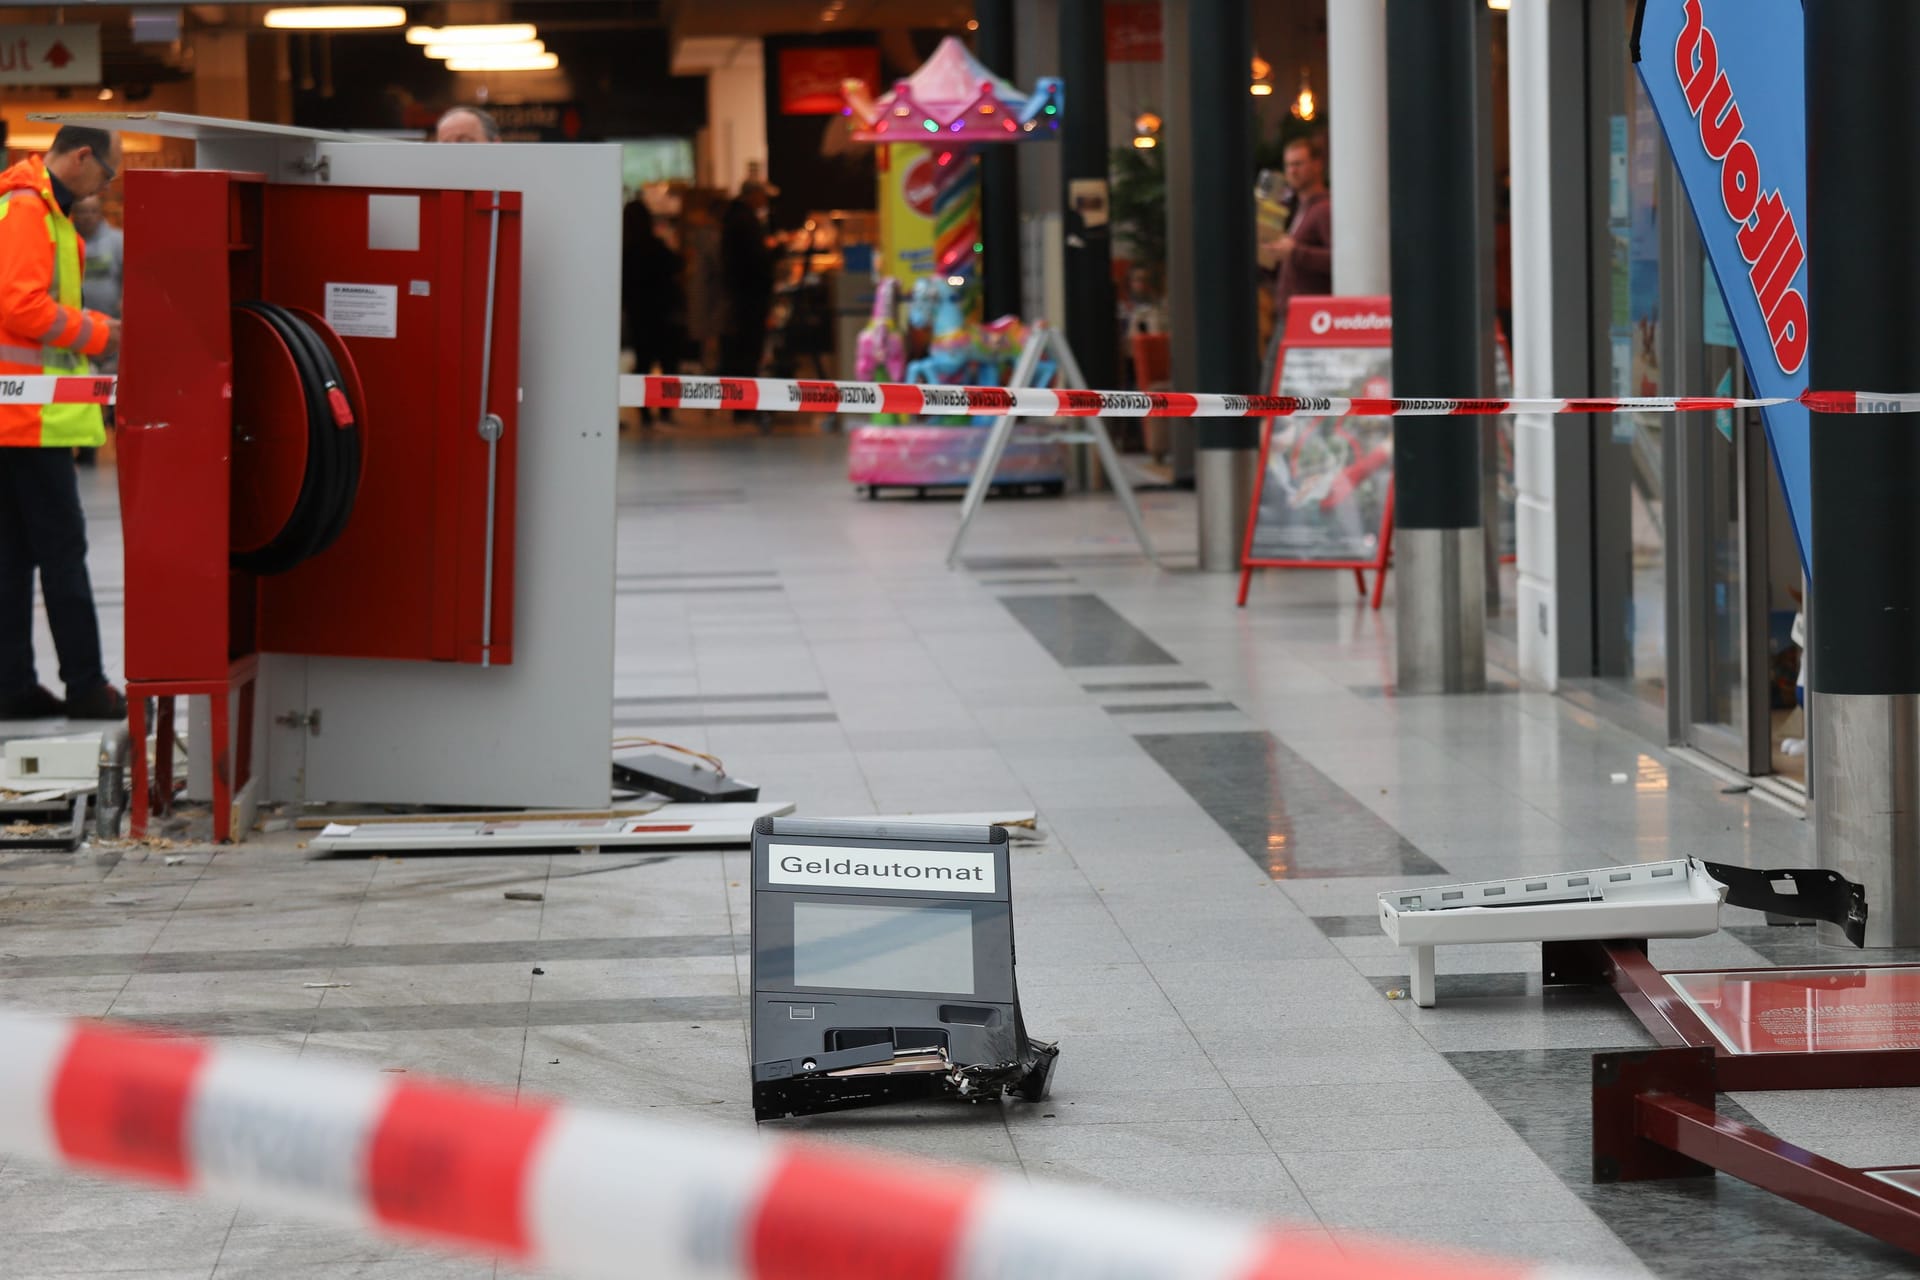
(1674, 0), (1807, 375)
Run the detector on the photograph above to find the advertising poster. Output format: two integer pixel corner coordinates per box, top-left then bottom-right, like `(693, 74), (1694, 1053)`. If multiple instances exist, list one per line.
(1243, 296), (1516, 571)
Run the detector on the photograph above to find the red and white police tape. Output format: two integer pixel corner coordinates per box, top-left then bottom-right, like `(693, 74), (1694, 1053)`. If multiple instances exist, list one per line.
(0, 375), (116, 404)
(0, 1009), (1610, 1280)
(621, 373), (1920, 420)
(15, 372), (1920, 418)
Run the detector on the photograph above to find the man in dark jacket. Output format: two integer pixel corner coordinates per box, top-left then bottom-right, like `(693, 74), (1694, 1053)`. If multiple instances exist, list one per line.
(719, 181), (775, 399)
(1268, 136), (1332, 323)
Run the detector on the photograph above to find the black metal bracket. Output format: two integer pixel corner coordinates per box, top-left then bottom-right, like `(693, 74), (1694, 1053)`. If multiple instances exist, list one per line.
(1699, 859), (1868, 947)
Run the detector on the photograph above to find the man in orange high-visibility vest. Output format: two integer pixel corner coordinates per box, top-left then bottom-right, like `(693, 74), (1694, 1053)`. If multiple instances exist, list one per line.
(0, 125), (125, 722)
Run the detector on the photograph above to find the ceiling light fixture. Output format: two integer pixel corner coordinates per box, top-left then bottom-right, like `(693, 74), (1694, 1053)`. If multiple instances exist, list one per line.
(407, 23), (538, 45)
(444, 51), (560, 72)
(263, 6), (406, 30)
(1290, 65), (1316, 119)
(425, 39), (544, 60)
(1249, 54), (1274, 97)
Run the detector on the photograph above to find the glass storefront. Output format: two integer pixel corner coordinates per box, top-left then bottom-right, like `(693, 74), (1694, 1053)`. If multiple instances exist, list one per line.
(1572, 0), (1805, 792)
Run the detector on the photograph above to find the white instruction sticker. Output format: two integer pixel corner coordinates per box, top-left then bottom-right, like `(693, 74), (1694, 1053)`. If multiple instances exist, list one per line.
(767, 843), (997, 894)
(324, 283), (398, 339)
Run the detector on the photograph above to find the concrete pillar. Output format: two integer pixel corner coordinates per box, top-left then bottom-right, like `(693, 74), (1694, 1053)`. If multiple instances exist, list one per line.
(976, 0), (1022, 320)
(1806, 0), (1920, 947)
(1387, 0), (1491, 692)
(1326, 0), (1389, 296)
(1190, 0), (1258, 571)
(1059, 0), (1118, 390)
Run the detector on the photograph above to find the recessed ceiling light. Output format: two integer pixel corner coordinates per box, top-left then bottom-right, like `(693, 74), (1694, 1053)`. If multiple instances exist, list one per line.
(425, 39), (545, 60)
(444, 51), (560, 72)
(263, 6), (407, 30)
(407, 24), (539, 45)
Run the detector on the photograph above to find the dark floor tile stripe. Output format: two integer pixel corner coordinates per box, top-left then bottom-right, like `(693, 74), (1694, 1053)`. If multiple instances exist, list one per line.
(1448, 1046), (1915, 1277)
(613, 692), (827, 706)
(1311, 914), (1385, 938)
(1105, 702), (1240, 715)
(964, 556), (1061, 571)
(617, 570), (777, 581)
(1000, 594), (1178, 667)
(0, 934), (740, 981)
(1081, 681), (1212, 693)
(1365, 972), (1629, 1005)
(617, 584), (783, 596)
(614, 711), (838, 727)
(1348, 683), (1519, 699)
(118, 995), (747, 1037)
(1133, 730), (1447, 879)
(1726, 924), (1920, 967)
(979, 575), (1080, 586)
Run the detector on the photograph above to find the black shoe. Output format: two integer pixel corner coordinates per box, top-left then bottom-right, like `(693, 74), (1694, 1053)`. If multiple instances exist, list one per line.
(64, 682), (127, 721)
(0, 683), (63, 719)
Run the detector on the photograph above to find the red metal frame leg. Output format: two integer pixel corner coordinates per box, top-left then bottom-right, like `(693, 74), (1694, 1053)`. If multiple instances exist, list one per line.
(1236, 566), (1252, 608)
(1591, 1046), (1716, 1184)
(128, 692), (150, 839)
(1353, 568), (1367, 596)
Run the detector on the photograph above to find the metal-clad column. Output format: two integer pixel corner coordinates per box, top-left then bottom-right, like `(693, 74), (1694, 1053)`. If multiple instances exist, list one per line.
(1806, 0), (1920, 947)
(1161, 0), (1198, 486)
(976, 0), (1022, 321)
(1327, 0), (1390, 295)
(1386, 0), (1490, 692)
(1059, 0), (1118, 390)
(1190, 0), (1258, 570)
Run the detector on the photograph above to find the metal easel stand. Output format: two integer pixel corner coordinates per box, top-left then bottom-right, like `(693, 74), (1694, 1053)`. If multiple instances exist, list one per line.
(945, 321), (1158, 569)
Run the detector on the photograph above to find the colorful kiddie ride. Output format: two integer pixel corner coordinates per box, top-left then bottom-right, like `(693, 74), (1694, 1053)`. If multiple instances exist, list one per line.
(842, 39), (1068, 497)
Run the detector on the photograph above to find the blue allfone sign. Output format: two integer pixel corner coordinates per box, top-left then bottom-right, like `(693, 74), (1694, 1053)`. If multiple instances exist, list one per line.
(1634, 0), (1811, 572)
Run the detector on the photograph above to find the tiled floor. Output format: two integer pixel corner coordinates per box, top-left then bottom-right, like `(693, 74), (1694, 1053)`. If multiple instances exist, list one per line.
(1, 431), (1912, 1278)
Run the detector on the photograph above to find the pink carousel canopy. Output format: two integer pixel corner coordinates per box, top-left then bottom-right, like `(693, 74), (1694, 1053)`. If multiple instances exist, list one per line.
(842, 35), (1062, 144)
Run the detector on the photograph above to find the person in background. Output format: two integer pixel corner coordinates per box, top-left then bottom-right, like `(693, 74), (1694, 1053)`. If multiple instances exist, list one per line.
(433, 106), (500, 144)
(0, 125), (126, 721)
(678, 190), (726, 375)
(1266, 135), (1332, 326)
(622, 200), (685, 427)
(719, 180), (776, 420)
(70, 195), (121, 467)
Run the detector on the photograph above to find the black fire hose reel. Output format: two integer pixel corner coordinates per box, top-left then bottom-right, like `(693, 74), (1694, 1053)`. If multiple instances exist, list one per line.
(229, 301), (361, 576)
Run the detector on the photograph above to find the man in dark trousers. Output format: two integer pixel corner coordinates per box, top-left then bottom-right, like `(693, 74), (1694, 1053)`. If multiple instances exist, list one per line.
(1267, 135), (1333, 324)
(0, 125), (126, 721)
(719, 180), (776, 418)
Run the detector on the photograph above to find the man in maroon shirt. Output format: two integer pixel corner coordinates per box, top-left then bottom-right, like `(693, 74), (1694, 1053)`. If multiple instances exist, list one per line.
(1268, 136), (1332, 320)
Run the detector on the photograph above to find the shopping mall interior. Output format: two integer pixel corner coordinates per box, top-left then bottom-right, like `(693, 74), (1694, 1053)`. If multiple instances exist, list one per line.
(0, 3), (1913, 1278)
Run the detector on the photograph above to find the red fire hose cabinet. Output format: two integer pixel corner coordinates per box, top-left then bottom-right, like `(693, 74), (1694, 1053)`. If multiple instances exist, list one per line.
(118, 168), (524, 839)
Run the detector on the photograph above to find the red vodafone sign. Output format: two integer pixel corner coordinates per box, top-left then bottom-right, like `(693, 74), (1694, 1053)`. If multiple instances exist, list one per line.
(1283, 295), (1393, 349)
(0, 25), (100, 86)
(1669, 966), (1920, 1054)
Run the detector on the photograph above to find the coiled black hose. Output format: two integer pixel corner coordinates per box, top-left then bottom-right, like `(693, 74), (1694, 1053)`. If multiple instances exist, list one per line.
(231, 301), (361, 575)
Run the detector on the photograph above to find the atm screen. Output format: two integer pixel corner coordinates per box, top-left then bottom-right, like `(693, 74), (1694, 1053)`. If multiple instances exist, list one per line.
(792, 900), (976, 995)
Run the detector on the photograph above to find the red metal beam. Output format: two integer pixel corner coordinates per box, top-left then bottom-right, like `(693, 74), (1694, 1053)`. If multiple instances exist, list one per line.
(1636, 1093), (1920, 1256)
(1599, 942), (1722, 1050)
